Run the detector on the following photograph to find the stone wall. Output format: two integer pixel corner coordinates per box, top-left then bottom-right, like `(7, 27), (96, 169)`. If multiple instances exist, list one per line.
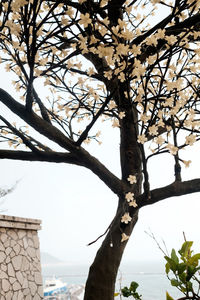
(0, 215), (43, 300)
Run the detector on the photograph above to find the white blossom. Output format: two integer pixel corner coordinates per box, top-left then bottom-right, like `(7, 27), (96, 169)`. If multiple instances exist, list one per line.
(121, 212), (132, 224)
(183, 160), (192, 168)
(129, 200), (138, 208)
(127, 175), (137, 184)
(121, 233), (130, 242)
(137, 134), (147, 144)
(125, 192), (134, 202)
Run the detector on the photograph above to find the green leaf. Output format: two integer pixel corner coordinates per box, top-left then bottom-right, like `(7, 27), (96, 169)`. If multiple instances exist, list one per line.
(121, 287), (131, 297)
(165, 262), (170, 274)
(177, 263), (186, 275)
(186, 265), (196, 281)
(166, 291), (174, 300)
(170, 278), (181, 287)
(189, 253), (200, 266)
(130, 281), (139, 292)
(179, 272), (186, 284)
(186, 281), (193, 292)
(180, 286), (187, 293)
(132, 292), (142, 300)
(164, 256), (177, 272)
(178, 241), (193, 258)
(171, 249), (179, 264)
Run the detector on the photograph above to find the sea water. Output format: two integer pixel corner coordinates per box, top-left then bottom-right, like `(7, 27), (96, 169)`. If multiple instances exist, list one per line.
(41, 261), (183, 300)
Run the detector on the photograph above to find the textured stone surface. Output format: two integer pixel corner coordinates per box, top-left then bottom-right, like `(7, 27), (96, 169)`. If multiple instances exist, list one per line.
(9, 277), (16, 285)
(21, 256), (30, 271)
(17, 290), (24, 300)
(12, 281), (21, 291)
(17, 230), (26, 240)
(33, 294), (41, 300)
(0, 215), (43, 299)
(13, 292), (18, 300)
(1, 233), (7, 243)
(0, 251), (6, 263)
(0, 241), (5, 251)
(5, 290), (13, 300)
(13, 244), (20, 255)
(29, 281), (37, 296)
(5, 247), (12, 256)
(35, 272), (43, 285)
(0, 271), (8, 280)
(2, 279), (10, 292)
(8, 263), (15, 277)
(7, 230), (18, 241)
(38, 286), (44, 298)
(12, 256), (22, 271)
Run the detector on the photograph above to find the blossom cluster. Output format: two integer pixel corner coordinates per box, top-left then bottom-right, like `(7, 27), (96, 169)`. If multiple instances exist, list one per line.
(0, 0), (199, 161)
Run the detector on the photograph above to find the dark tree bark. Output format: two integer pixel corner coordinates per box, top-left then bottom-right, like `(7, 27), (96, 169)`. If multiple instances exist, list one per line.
(84, 77), (143, 299)
(84, 203), (139, 300)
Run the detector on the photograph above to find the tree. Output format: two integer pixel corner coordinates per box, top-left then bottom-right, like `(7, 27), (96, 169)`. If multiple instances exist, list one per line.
(0, 0), (200, 299)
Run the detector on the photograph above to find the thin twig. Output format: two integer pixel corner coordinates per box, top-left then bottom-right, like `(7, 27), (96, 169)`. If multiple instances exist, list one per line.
(87, 222), (112, 246)
(145, 229), (168, 256)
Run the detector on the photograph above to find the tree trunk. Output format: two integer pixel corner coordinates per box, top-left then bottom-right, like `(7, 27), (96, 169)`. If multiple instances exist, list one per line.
(84, 204), (139, 300)
(84, 82), (142, 300)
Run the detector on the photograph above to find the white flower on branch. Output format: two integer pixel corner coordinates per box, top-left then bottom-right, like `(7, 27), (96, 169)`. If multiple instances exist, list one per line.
(137, 134), (147, 144)
(165, 143), (178, 155)
(79, 13), (92, 28)
(183, 160), (192, 168)
(127, 175), (137, 185)
(121, 212), (132, 224)
(119, 111), (125, 119)
(125, 192), (134, 202)
(148, 125), (158, 136)
(129, 200), (138, 208)
(154, 136), (165, 146)
(121, 233), (130, 242)
(112, 119), (119, 128)
(108, 101), (116, 110)
(185, 134), (196, 146)
(165, 35), (178, 45)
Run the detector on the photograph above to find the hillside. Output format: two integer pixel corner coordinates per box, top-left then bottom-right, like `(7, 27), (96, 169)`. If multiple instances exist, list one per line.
(40, 252), (63, 265)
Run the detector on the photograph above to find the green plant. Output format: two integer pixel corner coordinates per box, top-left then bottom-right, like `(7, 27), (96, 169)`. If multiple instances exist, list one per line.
(165, 241), (200, 300)
(115, 281), (142, 300)
(116, 238), (200, 300)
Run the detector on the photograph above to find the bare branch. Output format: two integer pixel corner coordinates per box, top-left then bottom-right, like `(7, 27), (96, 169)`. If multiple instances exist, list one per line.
(0, 88), (76, 152)
(76, 93), (113, 146)
(0, 145), (125, 196)
(138, 179), (200, 208)
(0, 149), (82, 164)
